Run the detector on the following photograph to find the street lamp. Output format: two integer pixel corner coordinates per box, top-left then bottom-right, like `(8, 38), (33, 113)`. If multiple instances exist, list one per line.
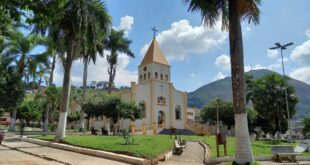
(269, 42), (294, 142)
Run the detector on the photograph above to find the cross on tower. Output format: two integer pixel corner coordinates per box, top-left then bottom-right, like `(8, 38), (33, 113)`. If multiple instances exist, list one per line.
(151, 26), (158, 39)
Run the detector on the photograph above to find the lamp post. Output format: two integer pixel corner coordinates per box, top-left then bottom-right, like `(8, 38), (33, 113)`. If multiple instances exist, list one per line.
(269, 42), (294, 142)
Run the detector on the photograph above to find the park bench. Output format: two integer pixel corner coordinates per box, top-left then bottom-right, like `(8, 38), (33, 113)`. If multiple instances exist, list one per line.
(271, 145), (301, 162)
(174, 140), (186, 155)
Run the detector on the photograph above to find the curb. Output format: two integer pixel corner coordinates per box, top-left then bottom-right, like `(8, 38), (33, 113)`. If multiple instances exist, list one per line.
(20, 137), (152, 165)
(206, 155), (310, 164)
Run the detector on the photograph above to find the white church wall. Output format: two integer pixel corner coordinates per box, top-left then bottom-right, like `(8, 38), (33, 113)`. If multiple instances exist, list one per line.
(173, 89), (185, 129)
(135, 83), (151, 126)
(153, 81), (170, 128)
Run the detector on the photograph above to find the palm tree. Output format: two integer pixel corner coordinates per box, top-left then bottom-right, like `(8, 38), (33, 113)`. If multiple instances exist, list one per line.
(183, 0), (261, 163)
(33, 0), (111, 140)
(105, 29), (134, 93)
(79, 25), (107, 131)
(5, 31), (47, 131)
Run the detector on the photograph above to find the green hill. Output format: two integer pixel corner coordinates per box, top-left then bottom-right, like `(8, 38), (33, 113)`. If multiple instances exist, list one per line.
(188, 69), (310, 119)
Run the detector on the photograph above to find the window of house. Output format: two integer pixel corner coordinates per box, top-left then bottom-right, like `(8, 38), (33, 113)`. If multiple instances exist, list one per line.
(140, 75), (142, 81)
(157, 96), (166, 105)
(148, 72), (151, 79)
(165, 74), (168, 81)
(160, 73), (163, 80)
(175, 105), (181, 120)
(144, 73), (146, 80)
(143, 66), (147, 71)
(155, 72), (158, 79)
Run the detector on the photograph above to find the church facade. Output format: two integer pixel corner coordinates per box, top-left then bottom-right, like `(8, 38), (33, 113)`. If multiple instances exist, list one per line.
(120, 38), (188, 129)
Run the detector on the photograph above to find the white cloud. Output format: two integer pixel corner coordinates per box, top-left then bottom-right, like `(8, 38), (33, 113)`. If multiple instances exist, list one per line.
(212, 72), (225, 81)
(290, 40), (310, 65)
(53, 52), (137, 87)
(215, 54), (230, 70)
(305, 29), (310, 38)
(190, 73), (196, 78)
(268, 63), (282, 70)
(244, 64), (266, 72)
(267, 49), (279, 58)
(115, 15), (134, 36)
(289, 66), (310, 84)
(140, 19), (227, 61)
(276, 57), (289, 63)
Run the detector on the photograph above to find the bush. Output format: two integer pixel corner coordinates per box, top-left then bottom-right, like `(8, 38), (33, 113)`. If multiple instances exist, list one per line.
(122, 129), (134, 145)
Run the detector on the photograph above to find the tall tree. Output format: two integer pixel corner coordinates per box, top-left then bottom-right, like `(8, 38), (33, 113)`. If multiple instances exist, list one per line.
(79, 20), (108, 131)
(183, 0), (261, 163)
(105, 29), (134, 93)
(250, 74), (298, 135)
(31, 0), (111, 140)
(0, 55), (25, 131)
(4, 31), (47, 130)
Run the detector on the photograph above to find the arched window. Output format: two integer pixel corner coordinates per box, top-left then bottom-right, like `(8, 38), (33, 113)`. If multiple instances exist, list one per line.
(160, 73), (163, 80)
(144, 73), (146, 80)
(139, 101), (146, 118)
(155, 72), (158, 79)
(175, 105), (181, 120)
(140, 75), (142, 81)
(157, 96), (166, 105)
(148, 72), (151, 79)
(165, 74), (168, 81)
(143, 66), (147, 71)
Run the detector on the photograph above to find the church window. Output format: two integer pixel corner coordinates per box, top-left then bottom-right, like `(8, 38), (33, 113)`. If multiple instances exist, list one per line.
(139, 101), (146, 118)
(143, 66), (147, 71)
(144, 73), (146, 80)
(175, 105), (181, 120)
(160, 73), (163, 80)
(157, 96), (166, 105)
(165, 74), (168, 81)
(140, 75), (142, 81)
(155, 72), (158, 79)
(148, 72), (151, 79)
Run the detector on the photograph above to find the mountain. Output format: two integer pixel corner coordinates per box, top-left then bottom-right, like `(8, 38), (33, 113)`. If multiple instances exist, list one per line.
(188, 69), (310, 119)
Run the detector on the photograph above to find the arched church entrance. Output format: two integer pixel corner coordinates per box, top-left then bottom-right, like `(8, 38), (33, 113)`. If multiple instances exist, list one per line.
(158, 111), (166, 124)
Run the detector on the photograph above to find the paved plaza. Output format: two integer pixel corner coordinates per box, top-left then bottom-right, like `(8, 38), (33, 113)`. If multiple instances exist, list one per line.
(0, 138), (128, 165)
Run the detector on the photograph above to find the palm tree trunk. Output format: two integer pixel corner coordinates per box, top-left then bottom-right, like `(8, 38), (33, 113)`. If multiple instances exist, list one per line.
(80, 59), (88, 131)
(108, 63), (114, 94)
(228, 0), (254, 163)
(55, 40), (73, 140)
(9, 108), (17, 132)
(44, 105), (50, 135)
(49, 54), (56, 86)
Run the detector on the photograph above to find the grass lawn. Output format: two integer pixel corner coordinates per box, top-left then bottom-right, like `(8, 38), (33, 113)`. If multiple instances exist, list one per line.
(33, 134), (310, 159)
(34, 135), (174, 159)
(178, 135), (310, 158)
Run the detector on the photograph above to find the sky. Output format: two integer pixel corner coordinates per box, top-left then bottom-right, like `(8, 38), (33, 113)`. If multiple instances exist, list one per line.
(51, 0), (310, 92)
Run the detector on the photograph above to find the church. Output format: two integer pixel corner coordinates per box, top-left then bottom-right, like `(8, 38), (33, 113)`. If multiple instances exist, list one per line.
(120, 37), (188, 130)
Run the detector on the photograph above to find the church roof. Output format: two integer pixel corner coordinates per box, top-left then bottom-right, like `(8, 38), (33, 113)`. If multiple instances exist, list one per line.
(139, 38), (170, 66)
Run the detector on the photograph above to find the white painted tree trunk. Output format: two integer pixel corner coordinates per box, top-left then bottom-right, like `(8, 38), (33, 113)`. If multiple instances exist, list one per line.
(80, 113), (85, 131)
(56, 112), (68, 140)
(43, 106), (50, 135)
(235, 113), (254, 163)
(9, 108), (17, 132)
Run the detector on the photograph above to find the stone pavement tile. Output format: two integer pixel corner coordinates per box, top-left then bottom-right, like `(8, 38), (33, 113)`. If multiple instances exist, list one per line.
(0, 145), (62, 165)
(3, 139), (129, 165)
(160, 142), (205, 165)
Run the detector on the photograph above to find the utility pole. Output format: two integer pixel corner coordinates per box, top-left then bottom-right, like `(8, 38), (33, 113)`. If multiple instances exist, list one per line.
(270, 42), (294, 142)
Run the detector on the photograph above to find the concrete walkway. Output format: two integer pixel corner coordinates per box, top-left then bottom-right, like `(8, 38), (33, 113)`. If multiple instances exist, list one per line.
(160, 141), (205, 165)
(1, 138), (128, 165)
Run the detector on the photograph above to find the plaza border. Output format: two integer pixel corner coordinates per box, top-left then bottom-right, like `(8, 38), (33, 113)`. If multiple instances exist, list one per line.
(20, 137), (171, 165)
